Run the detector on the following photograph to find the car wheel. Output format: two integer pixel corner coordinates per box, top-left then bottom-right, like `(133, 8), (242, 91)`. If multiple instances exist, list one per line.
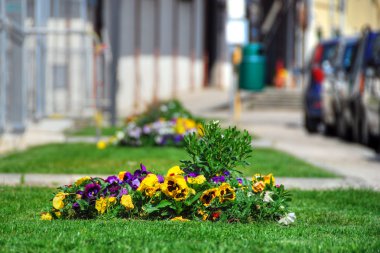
(361, 115), (370, 146)
(352, 111), (362, 143)
(323, 123), (336, 136)
(305, 115), (318, 133)
(337, 113), (350, 140)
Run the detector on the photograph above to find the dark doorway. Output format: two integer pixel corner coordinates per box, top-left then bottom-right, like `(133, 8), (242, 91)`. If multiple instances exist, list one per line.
(203, 0), (226, 86)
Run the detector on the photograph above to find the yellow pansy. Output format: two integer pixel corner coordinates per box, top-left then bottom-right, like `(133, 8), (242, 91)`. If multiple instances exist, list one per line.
(263, 173), (275, 185)
(40, 212), (53, 221)
(161, 175), (189, 201)
(200, 188), (220, 206)
(55, 211), (62, 218)
(97, 140), (107, 150)
(137, 174), (161, 197)
(170, 216), (189, 222)
(108, 196), (117, 205)
(252, 181), (265, 193)
(166, 166), (184, 177)
(196, 123), (204, 136)
(52, 192), (68, 210)
(218, 183), (236, 203)
(95, 197), (107, 214)
(121, 195), (134, 210)
(198, 209), (208, 221)
(75, 176), (91, 186)
(184, 119), (196, 129)
(118, 171), (126, 181)
(252, 174), (261, 183)
(175, 124), (186, 135)
(187, 175), (206, 185)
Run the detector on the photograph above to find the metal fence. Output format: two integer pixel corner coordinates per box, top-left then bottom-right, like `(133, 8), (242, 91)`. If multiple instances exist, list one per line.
(0, 0), (109, 135)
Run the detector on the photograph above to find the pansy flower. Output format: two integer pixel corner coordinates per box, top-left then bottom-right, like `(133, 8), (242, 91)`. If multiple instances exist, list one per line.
(166, 165), (184, 177)
(120, 195), (134, 210)
(218, 183), (236, 203)
(211, 175), (225, 184)
(137, 174), (161, 197)
(84, 183), (101, 199)
(105, 175), (120, 184)
(161, 175), (189, 201)
(200, 188), (219, 206)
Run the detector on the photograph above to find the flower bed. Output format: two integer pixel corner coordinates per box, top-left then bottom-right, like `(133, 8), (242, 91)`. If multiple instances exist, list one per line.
(99, 100), (203, 148)
(42, 122), (295, 224)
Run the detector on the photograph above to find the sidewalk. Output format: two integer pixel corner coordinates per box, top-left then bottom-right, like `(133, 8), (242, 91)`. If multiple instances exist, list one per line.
(180, 88), (380, 191)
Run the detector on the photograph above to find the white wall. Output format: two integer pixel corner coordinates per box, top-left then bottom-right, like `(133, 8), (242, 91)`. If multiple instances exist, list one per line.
(114, 0), (205, 117)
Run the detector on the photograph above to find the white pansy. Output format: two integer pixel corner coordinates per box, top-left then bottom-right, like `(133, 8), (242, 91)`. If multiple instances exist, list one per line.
(116, 131), (125, 140)
(155, 135), (163, 144)
(278, 212), (296, 225)
(263, 191), (274, 203)
(160, 105), (168, 112)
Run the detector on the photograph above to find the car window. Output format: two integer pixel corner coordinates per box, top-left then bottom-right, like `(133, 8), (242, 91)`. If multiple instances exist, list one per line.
(322, 43), (338, 63)
(369, 34), (380, 67)
(342, 43), (358, 73)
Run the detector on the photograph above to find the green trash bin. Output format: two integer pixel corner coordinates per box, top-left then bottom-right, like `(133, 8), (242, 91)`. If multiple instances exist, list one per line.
(238, 43), (266, 91)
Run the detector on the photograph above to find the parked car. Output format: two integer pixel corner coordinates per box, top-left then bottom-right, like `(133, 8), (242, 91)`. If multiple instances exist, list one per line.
(304, 39), (339, 133)
(322, 36), (359, 135)
(361, 31), (380, 152)
(334, 29), (380, 145)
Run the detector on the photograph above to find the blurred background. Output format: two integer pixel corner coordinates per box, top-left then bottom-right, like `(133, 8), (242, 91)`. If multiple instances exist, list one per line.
(1, 0), (380, 156)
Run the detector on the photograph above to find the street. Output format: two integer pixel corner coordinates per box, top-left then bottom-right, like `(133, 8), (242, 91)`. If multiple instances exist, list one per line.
(181, 89), (380, 190)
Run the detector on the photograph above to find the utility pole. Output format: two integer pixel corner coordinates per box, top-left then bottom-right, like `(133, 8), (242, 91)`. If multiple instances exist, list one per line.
(109, 0), (121, 126)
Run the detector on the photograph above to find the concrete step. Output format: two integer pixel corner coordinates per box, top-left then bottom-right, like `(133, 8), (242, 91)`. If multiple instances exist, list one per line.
(241, 88), (302, 110)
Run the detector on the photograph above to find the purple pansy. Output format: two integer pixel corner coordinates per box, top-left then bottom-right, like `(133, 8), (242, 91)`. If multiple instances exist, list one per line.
(237, 178), (243, 184)
(72, 202), (80, 210)
(188, 172), (199, 178)
(105, 175), (120, 184)
(131, 178), (141, 190)
(107, 184), (121, 196)
(223, 170), (230, 177)
(123, 172), (133, 182)
(119, 188), (128, 196)
(84, 183), (101, 198)
(157, 174), (164, 183)
(173, 135), (183, 143)
(211, 175), (225, 183)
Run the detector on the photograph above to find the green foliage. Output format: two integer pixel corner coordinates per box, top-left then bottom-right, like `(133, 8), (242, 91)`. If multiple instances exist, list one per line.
(181, 121), (253, 179)
(134, 99), (200, 127)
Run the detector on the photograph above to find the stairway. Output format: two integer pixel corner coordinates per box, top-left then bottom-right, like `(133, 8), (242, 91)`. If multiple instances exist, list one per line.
(242, 87), (302, 110)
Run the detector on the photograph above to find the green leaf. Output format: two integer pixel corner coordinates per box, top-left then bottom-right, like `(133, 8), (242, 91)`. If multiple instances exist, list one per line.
(184, 191), (203, 206)
(155, 200), (172, 209)
(76, 199), (89, 211)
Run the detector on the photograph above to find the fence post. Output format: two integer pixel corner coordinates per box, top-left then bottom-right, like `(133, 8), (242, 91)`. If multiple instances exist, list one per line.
(0, 0), (6, 134)
(7, 0), (26, 133)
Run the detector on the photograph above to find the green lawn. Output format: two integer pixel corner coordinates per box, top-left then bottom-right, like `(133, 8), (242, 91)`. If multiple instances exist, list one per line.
(0, 143), (336, 177)
(66, 126), (122, 137)
(0, 186), (378, 252)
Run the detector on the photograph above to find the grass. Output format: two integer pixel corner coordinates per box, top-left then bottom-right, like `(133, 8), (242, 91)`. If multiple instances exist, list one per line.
(66, 126), (122, 137)
(0, 143), (336, 177)
(0, 186), (379, 252)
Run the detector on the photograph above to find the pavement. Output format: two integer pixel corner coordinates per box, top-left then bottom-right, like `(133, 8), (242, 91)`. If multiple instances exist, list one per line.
(180, 88), (380, 191)
(0, 88), (379, 190)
